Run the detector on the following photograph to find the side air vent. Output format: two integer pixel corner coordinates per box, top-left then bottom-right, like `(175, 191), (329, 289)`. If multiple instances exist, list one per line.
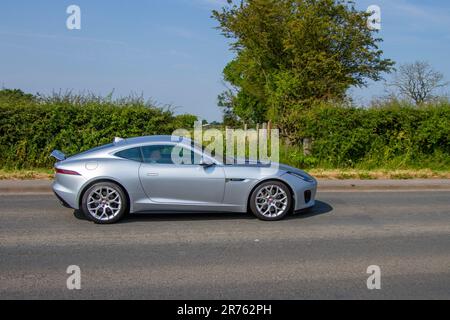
(304, 190), (312, 204)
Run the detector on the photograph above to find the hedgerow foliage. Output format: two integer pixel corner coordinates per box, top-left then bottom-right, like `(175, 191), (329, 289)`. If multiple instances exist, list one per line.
(283, 101), (450, 169)
(0, 90), (197, 168)
(1, 90), (449, 170)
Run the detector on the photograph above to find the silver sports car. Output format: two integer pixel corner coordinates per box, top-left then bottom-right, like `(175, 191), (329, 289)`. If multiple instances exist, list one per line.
(51, 136), (317, 224)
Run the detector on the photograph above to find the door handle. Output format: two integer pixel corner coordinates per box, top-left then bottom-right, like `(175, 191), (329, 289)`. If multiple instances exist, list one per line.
(147, 173), (159, 177)
(226, 178), (246, 182)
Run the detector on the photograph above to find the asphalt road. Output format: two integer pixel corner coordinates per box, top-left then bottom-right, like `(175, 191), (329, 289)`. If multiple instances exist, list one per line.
(0, 190), (449, 300)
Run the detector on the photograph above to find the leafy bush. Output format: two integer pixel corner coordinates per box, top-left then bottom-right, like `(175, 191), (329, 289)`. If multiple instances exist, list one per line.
(287, 101), (450, 170)
(0, 91), (197, 169)
(0, 89), (449, 171)
(0, 89), (36, 105)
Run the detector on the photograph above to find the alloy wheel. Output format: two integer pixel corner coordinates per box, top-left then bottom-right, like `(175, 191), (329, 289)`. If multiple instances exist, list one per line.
(87, 186), (122, 222)
(255, 185), (289, 218)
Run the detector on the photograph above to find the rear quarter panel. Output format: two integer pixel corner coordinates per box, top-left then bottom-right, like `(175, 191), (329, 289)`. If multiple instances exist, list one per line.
(55, 158), (145, 212)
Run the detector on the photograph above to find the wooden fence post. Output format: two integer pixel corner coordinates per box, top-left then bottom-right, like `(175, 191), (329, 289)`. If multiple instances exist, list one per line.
(303, 138), (313, 156)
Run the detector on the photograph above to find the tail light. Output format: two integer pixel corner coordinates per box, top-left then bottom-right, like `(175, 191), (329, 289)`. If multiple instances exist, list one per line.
(55, 168), (81, 176)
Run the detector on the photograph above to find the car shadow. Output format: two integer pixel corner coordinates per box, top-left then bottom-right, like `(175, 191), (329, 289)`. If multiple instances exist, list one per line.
(73, 209), (90, 221)
(73, 200), (333, 224)
(288, 200), (334, 220)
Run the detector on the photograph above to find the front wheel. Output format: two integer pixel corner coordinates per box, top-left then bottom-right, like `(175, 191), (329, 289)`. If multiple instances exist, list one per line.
(249, 181), (292, 221)
(81, 182), (128, 224)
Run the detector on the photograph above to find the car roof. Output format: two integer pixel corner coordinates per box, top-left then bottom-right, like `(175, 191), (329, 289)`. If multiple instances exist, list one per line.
(115, 135), (191, 148)
(67, 135), (193, 161)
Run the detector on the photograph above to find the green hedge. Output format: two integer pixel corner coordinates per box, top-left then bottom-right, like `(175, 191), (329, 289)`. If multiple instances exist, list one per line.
(285, 102), (450, 169)
(1, 90), (449, 170)
(0, 97), (197, 169)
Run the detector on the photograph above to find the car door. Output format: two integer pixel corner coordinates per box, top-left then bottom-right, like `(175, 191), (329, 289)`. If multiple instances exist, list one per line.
(138, 144), (226, 205)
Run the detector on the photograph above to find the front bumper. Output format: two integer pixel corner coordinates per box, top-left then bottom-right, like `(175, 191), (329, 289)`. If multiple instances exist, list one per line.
(281, 173), (318, 211)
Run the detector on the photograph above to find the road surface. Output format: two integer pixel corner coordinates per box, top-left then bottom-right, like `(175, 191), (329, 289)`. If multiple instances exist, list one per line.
(0, 190), (449, 299)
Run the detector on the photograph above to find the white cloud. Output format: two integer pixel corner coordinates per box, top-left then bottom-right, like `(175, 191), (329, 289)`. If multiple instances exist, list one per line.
(187, 0), (229, 9)
(378, 0), (450, 28)
(0, 30), (128, 46)
(163, 26), (198, 39)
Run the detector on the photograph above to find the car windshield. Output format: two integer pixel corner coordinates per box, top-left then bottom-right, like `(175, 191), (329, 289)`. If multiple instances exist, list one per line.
(187, 141), (236, 164)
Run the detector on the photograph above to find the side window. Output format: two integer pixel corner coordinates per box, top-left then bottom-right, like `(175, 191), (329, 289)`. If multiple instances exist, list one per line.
(115, 147), (142, 162)
(141, 145), (177, 164)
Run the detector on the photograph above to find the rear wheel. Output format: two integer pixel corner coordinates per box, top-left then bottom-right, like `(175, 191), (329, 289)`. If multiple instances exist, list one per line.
(81, 182), (128, 224)
(249, 181), (292, 221)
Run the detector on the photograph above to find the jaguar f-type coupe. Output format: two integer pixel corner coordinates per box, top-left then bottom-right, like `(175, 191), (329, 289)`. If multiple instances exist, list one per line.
(51, 136), (317, 224)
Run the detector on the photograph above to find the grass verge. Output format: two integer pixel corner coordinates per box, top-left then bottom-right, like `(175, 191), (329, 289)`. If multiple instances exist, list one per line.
(0, 169), (54, 180)
(309, 169), (450, 180)
(0, 168), (449, 180)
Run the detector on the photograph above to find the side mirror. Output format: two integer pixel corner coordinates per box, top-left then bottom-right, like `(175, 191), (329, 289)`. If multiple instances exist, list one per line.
(199, 159), (215, 168)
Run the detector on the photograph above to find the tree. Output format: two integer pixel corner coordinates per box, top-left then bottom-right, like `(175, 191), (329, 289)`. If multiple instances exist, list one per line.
(0, 89), (35, 103)
(213, 0), (394, 134)
(218, 89), (242, 127)
(390, 61), (448, 105)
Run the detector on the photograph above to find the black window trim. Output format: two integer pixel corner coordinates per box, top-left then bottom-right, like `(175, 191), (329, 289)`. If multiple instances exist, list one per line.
(113, 143), (221, 166)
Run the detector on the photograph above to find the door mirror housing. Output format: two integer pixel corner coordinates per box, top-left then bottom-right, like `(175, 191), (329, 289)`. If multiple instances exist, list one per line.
(199, 159), (215, 168)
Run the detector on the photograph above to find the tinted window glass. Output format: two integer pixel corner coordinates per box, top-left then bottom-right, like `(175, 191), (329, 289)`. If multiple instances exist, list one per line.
(141, 145), (177, 164)
(115, 148), (142, 162)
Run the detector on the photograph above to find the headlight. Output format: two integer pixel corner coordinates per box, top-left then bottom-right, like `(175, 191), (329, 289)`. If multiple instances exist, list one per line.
(289, 171), (315, 183)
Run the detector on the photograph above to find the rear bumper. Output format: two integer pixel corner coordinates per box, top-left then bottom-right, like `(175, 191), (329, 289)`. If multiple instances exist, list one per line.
(52, 174), (86, 210)
(53, 191), (73, 209)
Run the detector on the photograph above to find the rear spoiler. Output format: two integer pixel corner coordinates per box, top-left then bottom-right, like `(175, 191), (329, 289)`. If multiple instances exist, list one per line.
(51, 150), (66, 161)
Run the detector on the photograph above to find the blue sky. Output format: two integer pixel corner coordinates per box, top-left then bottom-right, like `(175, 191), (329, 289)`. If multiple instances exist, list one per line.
(1, 0), (449, 121)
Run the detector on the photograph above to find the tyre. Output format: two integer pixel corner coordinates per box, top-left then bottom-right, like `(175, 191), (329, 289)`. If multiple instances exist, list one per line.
(81, 182), (128, 224)
(249, 181), (292, 221)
